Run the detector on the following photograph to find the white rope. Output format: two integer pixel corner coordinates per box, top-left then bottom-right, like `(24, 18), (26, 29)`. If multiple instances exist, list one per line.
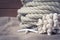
(25, 2), (60, 7)
(19, 6), (60, 13)
(19, 23), (34, 28)
(18, 10), (53, 14)
(17, 0), (60, 35)
(26, 14), (42, 19)
(21, 6), (60, 10)
(33, 0), (60, 2)
(21, 16), (37, 22)
(18, 29), (38, 33)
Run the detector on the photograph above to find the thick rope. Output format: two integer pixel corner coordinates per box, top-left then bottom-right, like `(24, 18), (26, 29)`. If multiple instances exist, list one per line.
(33, 0), (60, 2)
(25, 2), (60, 7)
(19, 6), (60, 13)
(17, 0), (60, 35)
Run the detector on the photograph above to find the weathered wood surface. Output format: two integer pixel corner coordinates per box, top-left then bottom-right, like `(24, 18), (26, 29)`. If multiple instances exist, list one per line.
(0, 0), (22, 17)
(0, 9), (18, 17)
(0, 17), (60, 40)
(0, 0), (22, 9)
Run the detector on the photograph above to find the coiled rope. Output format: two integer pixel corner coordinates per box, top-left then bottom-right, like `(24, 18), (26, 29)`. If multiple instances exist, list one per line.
(17, 0), (60, 32)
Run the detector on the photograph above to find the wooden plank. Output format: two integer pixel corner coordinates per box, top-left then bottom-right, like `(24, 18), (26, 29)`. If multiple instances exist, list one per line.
(0, 9), (18, 17)
(0, 0), (22, 8)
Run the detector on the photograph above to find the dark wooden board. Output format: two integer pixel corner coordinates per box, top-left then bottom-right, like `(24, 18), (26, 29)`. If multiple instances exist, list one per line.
(0, 0), (22, 17)
(0, 0), (22, 9)
(0, 9), (18, 17)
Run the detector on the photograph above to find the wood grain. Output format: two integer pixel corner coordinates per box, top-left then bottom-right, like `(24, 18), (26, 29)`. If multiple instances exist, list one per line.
(0, 0), (22, 17)
(0, 0), (22, 8)
(0, 9), (18, 17)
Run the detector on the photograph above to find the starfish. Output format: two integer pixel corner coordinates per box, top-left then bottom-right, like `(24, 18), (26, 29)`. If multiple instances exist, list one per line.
(17, 29), (38, 34)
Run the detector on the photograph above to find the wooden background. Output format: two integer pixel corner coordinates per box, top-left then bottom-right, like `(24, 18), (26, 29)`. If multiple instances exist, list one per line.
(0, 0), (22, 17)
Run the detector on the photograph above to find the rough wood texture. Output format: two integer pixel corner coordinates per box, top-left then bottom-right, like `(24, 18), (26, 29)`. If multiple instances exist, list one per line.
(0, 9), (18, 17)
(0, 0), (22, 17)
(0, 0), (22, 8)
(0, 17), (60, 40)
